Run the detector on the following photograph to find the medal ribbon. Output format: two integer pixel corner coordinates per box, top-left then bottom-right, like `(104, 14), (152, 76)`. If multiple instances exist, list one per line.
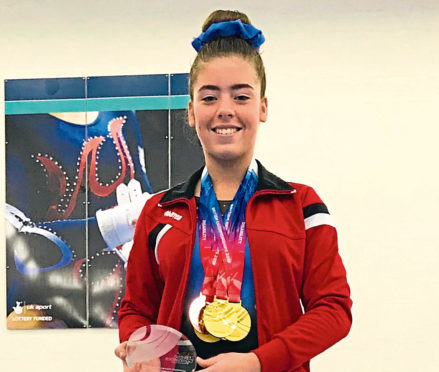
(198, 160), (258, 303)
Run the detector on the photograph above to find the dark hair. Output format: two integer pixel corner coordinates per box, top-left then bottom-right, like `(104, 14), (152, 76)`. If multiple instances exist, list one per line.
(189, 10), (266, 98)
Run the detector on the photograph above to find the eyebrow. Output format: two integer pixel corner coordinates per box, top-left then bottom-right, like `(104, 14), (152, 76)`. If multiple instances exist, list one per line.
(198, 84), (254, 92)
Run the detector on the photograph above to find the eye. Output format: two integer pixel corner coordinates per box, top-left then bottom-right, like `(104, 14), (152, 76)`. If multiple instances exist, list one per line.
(201, 95), (217, 103)
(234, 94), (250, 102)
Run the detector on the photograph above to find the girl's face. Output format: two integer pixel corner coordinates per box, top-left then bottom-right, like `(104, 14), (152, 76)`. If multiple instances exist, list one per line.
(188, 56), (267, 166)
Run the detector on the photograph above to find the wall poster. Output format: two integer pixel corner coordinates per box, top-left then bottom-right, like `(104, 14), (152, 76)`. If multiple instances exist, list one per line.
(5, 74), (204, 329)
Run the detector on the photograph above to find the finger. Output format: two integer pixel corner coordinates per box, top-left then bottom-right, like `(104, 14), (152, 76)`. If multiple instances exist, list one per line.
(125, 362), (143, 372)
(124, 361), (137, 372)
(197, 356), (218, 368)
(116, 183), (130, 205)
(115, 342), (127, 360)
(197, 367), (214, 372)
(138, 359), (161, 372)
(128, 179), (142, 200)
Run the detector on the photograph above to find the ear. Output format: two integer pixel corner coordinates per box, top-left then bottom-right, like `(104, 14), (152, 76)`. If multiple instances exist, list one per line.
(188, 100), (195, 128)
(259, 96), (268, 123)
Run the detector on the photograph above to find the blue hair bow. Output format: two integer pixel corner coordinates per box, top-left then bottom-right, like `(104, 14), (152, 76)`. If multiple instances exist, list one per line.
(191, 19), (265, 52)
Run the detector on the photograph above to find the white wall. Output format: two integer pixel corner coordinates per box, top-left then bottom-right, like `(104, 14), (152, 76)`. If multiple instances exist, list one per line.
(1, 1), (438, 371)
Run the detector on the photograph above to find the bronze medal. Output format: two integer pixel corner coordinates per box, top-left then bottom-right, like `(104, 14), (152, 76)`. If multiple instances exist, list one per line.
(188, 294), (206, 333)
(190, 296), (221, 342)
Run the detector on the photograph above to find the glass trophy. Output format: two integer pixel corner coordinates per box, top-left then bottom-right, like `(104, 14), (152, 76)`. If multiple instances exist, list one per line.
(126, 325), (197, 372)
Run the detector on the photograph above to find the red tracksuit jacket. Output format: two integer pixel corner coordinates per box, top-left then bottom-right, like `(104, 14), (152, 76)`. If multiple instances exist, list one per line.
(119, 161), (352, 372)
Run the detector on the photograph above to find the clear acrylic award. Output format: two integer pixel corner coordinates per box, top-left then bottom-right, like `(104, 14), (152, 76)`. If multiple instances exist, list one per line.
(126, 325), (197, 372)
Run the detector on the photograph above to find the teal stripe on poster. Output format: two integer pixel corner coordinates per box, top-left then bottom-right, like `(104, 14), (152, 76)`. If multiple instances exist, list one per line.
(87, 96), (190, 111)
(5, 100), (87, 114)
(5, 95), (190, 114)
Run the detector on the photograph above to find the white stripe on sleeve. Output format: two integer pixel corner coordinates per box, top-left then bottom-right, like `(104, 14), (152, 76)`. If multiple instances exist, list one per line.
(304, 213), (334, 230)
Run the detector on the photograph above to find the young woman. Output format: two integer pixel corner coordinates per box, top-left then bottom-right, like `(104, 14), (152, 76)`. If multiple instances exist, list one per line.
(115, 10), (352, 372)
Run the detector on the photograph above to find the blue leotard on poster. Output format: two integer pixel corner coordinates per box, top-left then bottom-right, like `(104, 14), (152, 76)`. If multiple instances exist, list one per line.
(6, 111), (151, 328)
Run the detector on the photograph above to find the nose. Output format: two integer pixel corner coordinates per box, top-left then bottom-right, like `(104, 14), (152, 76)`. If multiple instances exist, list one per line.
(218, 110), (233, 120)
(217, 101), (234, 120)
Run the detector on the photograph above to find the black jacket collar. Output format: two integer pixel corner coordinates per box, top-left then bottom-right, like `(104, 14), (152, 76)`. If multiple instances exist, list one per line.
(160, 160), (294, 204)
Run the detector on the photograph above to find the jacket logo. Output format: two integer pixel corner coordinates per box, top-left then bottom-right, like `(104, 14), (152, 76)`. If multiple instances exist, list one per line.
(164, 210), (182, 221)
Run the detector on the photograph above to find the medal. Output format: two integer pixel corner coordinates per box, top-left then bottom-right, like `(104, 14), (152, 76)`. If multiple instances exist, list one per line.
(191, 296), (222, 342)
(224, 302), (251, 341)
(193, 160), (258, 342)
(203, 298), (237, 338)
(194, 328), (220, 343)
(188, 294), (206, 333)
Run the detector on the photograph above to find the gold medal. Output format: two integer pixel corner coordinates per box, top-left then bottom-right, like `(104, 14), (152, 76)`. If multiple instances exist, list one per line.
(203, 299), (237, 338)
(191, 298), (252, 342)
(204, 314), (234, 338)
(224, 303), (251, 342)
(194, 328), (220, 343)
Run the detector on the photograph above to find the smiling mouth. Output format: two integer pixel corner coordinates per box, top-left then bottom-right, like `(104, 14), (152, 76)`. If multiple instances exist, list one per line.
(212, 127), (242, 135)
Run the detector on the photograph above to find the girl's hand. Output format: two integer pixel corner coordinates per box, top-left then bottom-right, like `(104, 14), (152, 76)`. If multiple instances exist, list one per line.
(197, 352), (261, 372)
(114, 342), (161, 372)
(115, 342), (134, 372)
